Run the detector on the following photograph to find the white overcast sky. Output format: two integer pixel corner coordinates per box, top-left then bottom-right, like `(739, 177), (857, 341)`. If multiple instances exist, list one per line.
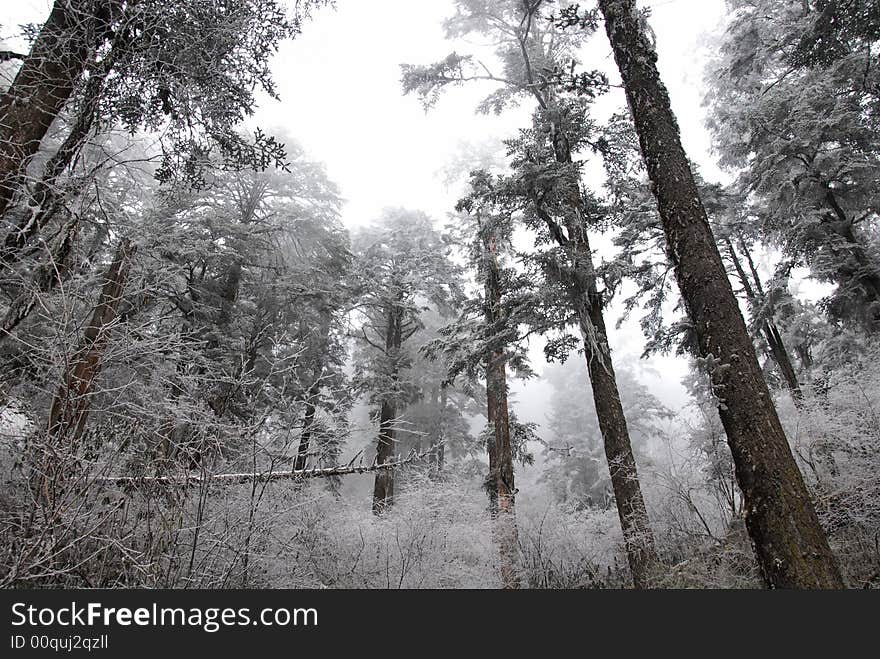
(256, 0), (728, 225)
(2, 0), (729, 419)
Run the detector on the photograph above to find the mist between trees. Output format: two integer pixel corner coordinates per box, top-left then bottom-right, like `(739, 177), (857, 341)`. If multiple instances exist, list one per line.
(0, 0), (877, 589)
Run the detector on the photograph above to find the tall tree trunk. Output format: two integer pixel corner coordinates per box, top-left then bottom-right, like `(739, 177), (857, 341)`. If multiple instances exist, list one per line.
(481, 219), (520, 588)
(0, 1), (114, 223)
(372, 305), (401, 513)
(539, 106), (658, 589)
(599, 0), (843, 588)
(39, 237), (134, 506)
(725, 239), (802, 399)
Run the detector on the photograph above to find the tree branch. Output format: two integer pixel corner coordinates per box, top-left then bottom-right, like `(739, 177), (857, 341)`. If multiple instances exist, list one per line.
(94, 447), (436, 488)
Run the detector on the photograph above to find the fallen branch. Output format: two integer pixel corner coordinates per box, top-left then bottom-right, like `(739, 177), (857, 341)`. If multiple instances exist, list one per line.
(0, 50), (27, 62)
(93, 446), (437, 488)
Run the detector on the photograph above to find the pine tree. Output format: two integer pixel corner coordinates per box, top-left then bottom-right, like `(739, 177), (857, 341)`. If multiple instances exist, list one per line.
(598, 0), (844, 588)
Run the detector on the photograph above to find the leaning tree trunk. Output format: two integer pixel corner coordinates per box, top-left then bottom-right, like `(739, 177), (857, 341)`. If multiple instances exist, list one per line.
(599, 0), (843, 588)
(0, 0), (115, 224)
(540, 105), (658, 589)
(0, 39), (122, 339)
(481, 218), (520, 588)
(39, 237), (135, 507)
(2, 23), (124, 266)
(372, 305), (402, 513)
(725, 239), (802, 399)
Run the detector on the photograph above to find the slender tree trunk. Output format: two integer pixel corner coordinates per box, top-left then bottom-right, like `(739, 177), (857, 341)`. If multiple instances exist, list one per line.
(599, 0), (843, 588)
(725, 239), (802, 399)
(39, 237), (134, 506)
(294, 311), (333, 472)
(433, 384), (447, 474)
(739, 241), (803, 398)
(541, 105), (658, 589)
(372, 398), (396, 513)
(205, 261), (244, 418)
(372, 305), (401, 513)
(294, 392), (319, 472)
(0, 1), (113, 223)
(481, 219), (520, 589)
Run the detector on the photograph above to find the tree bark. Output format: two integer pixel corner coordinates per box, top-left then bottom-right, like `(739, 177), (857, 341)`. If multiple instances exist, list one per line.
(293, 310), (333, 472)
(294, 394), (319, 472)
(372, 304), (401, 513)
(39, 237), (135, 506)
(820, 190), (880, 329)
(1, 22), (125, 266)
(481, 220), (520, 588)
(539, 105), (658, 589)
(433, 384), (447, 474)
(725, 239), (803, 399)
(372, 397), (396, 513)
(599, 0), (843, 588)
(0, 1), (109, 223)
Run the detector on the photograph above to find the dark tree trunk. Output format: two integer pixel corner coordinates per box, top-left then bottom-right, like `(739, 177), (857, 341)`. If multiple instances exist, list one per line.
(725, 239), (803, 399)
(0, 1), (114, 224)
(577, 274), (659, 588)
(481, 219), (520, 589)
(599, 0), (843, 588)
(372, 304), (401, 513)
(294, 311), (333, 472)
(294, 395), (319, 472)
(39, 237), (134, 506)
(372, 397), (396, 513)
(821, 190), (880, 329)
(540, 105), (658, 589)
(1, 26), (122, 265)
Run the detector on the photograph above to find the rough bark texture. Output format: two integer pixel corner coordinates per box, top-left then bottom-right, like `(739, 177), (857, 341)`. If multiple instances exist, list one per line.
(0, 1), (97, 223)
(481, 221), (520, 588)
(0, 26), (122, 266)
(541, 109), (658, 589)
(40, 237), (134, 506)
(599, 0), (843, 588)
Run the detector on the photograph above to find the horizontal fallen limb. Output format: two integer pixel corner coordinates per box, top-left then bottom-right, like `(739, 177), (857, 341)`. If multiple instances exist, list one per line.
(93, 447), (436, 488)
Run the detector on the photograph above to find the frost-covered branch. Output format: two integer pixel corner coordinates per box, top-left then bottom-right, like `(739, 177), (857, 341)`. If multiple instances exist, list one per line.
(94, 447), (436, 488)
